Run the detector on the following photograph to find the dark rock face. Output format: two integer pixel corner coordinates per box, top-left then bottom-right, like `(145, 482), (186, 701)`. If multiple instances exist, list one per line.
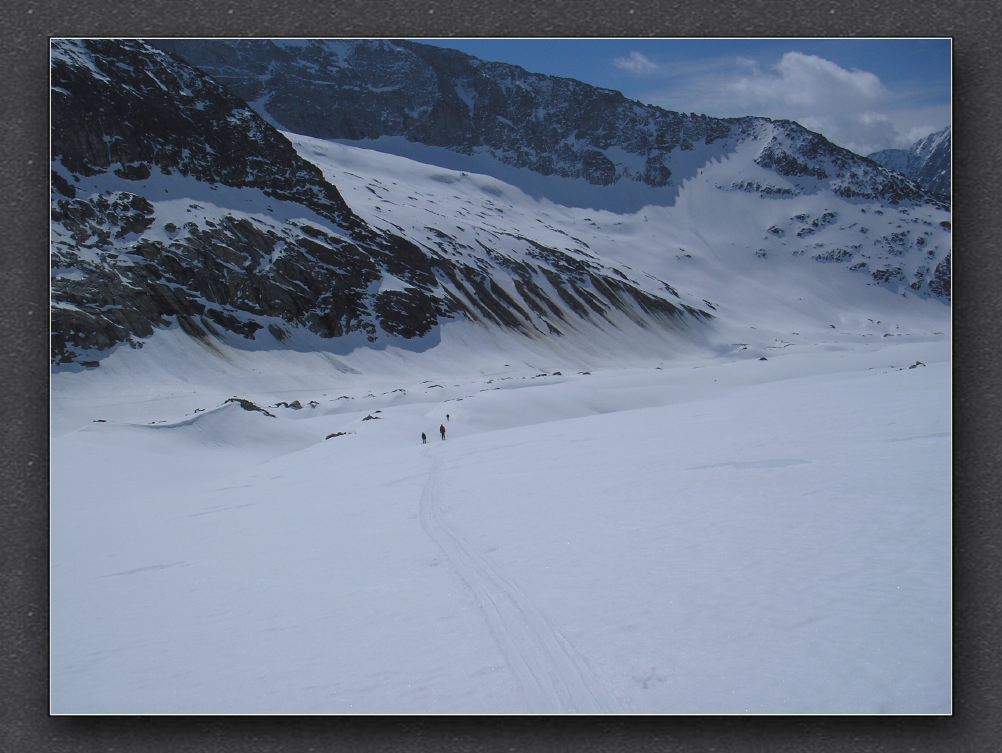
(155, 39), (940, 207)
(51, 39), (710, 367)
(813, 248), (854, 264)
(869, 127), (951, 199)
(51, 183), (455, 361)
(762, 208), (950, 301)
(928, 254), (951, 298)
(51, 39), (383, 363)
(52, 40), (356, 226)
(155, 39), (735, 191)
(225, 398), (275, 417)
(374, 289), (441, 338)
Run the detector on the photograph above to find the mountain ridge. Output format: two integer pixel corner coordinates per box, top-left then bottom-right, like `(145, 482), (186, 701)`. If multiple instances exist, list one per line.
(155, 39), (944, 211)
(869, 126), (951, 198)
(50, 39), (951, 371)
(51, 39), (714, 368)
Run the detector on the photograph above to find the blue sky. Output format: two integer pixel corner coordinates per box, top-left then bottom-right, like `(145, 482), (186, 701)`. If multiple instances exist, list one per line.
(414, 38), (951, 155)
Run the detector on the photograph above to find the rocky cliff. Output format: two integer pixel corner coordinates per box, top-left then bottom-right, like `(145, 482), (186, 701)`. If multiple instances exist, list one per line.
(51, 39), (711, 367)
(869, 126), (951, 198)
(157, 39), (942, 209)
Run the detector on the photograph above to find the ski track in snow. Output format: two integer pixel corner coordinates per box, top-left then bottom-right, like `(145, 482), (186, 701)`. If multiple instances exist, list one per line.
(418, 451), (624, 713)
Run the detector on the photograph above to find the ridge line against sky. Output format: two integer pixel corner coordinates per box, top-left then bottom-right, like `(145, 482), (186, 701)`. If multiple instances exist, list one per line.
(412, 38), (951, 156)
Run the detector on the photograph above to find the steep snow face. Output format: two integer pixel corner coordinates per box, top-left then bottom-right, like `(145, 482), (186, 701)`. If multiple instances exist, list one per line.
(51, 39), (712, 369)
(157, 39), (939, 212)
(289, 133), (951, 346)
(869, 126), (951, 198)
(907, 127), (951, 197)
(51, 130), (951, 400)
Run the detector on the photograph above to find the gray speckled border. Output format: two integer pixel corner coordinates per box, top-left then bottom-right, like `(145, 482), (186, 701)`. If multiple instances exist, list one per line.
(4, 0), (998, 750)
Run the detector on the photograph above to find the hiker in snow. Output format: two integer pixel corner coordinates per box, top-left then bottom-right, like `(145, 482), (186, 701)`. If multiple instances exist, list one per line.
(439, 423), (447, 440)
(421, 432), (427, 444)
(446, 413), (450, 422)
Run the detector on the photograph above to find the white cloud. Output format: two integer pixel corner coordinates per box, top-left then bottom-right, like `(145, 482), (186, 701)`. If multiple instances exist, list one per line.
(905, 123), (945, 143)
(717, 52), (893, 152)
(636, 51), (948, 155)
(613, 51), (661, 75)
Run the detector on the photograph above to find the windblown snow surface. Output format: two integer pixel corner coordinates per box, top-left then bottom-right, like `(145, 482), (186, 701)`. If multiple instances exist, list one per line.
(51, 140), (951, 714)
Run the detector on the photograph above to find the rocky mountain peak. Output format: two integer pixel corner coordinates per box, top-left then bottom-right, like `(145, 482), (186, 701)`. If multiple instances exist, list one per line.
(52, 39), (358, 227)
(50, 39), (714, 368)
(156, 39), (942, 211)
(868, 126), (951, 198)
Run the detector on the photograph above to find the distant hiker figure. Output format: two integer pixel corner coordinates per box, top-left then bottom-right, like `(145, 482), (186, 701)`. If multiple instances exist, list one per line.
(439, 423), (447, 440)
(421, 432), (427, 445)
(446, 413), (450, 422)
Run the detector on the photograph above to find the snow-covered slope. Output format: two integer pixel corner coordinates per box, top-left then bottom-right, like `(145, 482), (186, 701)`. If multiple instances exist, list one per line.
(51, 39), (950, 374)
(51, 336), (951, 713)
(50, 39), (952, 715)
(869, 126), (951, 198)
(51, 39), (713, 370)
(287, 133), (951, 347)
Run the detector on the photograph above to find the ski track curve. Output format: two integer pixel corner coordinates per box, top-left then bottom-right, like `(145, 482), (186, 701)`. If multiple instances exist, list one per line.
(419, 452), (625, 713)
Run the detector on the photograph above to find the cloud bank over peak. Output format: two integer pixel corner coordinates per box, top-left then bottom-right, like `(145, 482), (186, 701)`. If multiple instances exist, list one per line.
(617, 50), (948, 155)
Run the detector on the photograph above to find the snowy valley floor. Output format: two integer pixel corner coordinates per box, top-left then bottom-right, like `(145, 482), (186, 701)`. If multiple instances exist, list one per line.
(51, 334), (951, 714)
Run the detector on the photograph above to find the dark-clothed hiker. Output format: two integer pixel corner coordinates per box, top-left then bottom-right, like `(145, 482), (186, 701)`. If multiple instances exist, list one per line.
(446, 413), (450, 422)
(421, 432), (427, 444)
(439, 424), (447, 440)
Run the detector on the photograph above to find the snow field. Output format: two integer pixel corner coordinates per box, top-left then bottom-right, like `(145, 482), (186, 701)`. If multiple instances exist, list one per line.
(51, 336), (950, 713)
(50, 132), (950, 715)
